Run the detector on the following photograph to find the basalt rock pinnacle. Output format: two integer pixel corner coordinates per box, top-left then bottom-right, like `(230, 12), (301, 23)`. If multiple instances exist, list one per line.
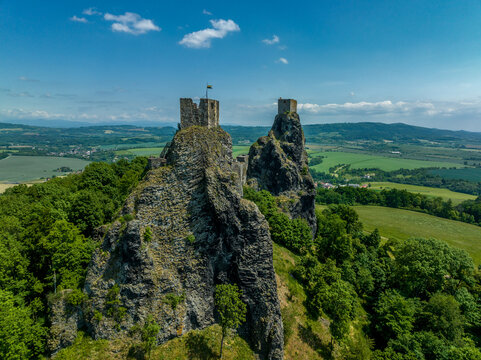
(82, 126), (284, 359)
(247, 100), (317, 235)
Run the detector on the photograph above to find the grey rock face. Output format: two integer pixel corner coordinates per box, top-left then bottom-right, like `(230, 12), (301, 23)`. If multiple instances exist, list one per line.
(48, 290), (83, 354)
(82, 126), (284, 359)
(247, 112), (317, 235)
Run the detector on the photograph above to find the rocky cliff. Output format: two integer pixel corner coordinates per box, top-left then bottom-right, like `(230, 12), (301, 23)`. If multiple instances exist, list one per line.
(80, 126), (283, 359)
(247, 110), (317, 235)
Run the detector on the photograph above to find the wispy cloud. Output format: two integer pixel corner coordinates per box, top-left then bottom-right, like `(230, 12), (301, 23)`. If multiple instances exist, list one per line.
(276, 57), (288, 64)
(0, 107), (174, 123)
(262, 34), (279, 45)
(19, 76), (39, 82)
(7, 91), (34, 98)
(202, 9), (212, 15)
(104, 12), (161, 35)
(70, 15), (88, 23)
(179, 19), (240, 48)
(298, 100), (438, 116)
(83, 7), (102, 16)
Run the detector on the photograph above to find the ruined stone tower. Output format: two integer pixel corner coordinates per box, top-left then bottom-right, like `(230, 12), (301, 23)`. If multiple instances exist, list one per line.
(180, 98), (219, 129)
(278, 98), (297, 114)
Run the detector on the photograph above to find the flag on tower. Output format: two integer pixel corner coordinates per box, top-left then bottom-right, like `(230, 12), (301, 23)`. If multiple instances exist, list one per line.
(207, 84), (213, 89)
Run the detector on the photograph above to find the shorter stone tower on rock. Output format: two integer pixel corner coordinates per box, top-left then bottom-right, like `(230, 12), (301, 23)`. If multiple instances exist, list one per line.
(180, 98), (219, 129)
(278, 98), (297, 114)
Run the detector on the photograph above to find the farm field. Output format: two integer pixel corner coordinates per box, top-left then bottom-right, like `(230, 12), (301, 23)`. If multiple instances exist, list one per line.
(0, 183), (17, 193)
(114, 146), (166, 157)
(0, 180), (44, 194)
(232, 145), (250, 158)
(366, 181), (477, 204)
(348, 205), (481, 265)
(430, 167), (481, 182)
(0, 156), (90, 183)
(309, 151), (463, 172)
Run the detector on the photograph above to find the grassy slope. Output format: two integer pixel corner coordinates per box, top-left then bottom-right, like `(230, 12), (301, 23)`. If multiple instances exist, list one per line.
(349, 205), (481, 265)
(273, 243), (331, 359)
(54, 325), (254, 360)
(0, 156), (90, 183)
(309, 151), (463, 172)
(366, 181), (477, 205)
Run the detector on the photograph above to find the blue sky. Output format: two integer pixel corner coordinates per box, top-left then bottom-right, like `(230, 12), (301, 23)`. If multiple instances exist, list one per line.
(1, 0), (481, 130)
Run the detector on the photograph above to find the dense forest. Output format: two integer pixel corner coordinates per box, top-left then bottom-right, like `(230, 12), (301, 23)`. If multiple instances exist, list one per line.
(245, 188), (481, 359)
(0, 158), (148, 359)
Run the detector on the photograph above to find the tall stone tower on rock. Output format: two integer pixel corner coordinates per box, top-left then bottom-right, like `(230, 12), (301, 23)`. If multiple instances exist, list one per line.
(180, 98), (219, 129)
(247, 98), (317, 235)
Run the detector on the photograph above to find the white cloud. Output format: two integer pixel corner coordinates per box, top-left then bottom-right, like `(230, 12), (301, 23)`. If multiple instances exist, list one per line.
(203, 9), (212, 15)
(104, 12), (161, 35)
(298, 100), (437, 116)
(262, 35), (279, 45)
(277, 57), (288, 64)
(0, 108), (68, 120)
(179, 19), (240, 48)
(70, 15), (88, 23)
(83, 7), (102, 16)
(0, 107), (172, 123)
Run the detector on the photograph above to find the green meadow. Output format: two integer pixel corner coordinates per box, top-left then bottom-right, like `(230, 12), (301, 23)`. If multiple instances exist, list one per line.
(114, 146), (166, 157)
(309, 151), (463, 172)
(232, 145), (251, 158)
(0, 156), (90, 183)
(350, 205), (481, 265)
(367, 181), (477, 204)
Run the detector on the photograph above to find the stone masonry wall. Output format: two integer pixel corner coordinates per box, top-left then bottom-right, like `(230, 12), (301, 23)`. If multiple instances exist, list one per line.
(180, 98), (219, 129)
(180, 98), (200, 129)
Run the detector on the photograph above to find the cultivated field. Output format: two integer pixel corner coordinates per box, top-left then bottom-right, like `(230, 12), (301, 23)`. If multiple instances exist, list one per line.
(366, 182), (477, 204)
(115, 146), (166, 157)
(309, 151), (463, 173)
(351, 205), (481, 265)
(0, 183), (16, 193)
(0, 156), (90, 183)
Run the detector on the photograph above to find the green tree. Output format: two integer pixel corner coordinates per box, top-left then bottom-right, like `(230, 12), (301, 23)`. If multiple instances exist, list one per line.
(315, 213), (353, 263)
(374, 290), (418, 343)
(391, 238), (474, 298)
(40, 220), (95, 291)
(0, 290), (46, 360)
(141, 315), (160, 360)
(422, 293), (464, 342)
(214, 284), (247, 359)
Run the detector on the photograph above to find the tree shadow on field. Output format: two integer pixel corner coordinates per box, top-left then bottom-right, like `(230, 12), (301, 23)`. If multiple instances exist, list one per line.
(298, 323), (333, 360)
(185, 332), (217, 360)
